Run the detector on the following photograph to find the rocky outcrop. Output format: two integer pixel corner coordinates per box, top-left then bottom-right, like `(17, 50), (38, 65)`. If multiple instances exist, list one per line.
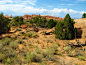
(74, 19), (86, 38)
(21, 24), (28, 29)
(23, 14), (64, 21)
(5, 14), (9, 18)
(10, 14), (12, 18)
(23, 14), (31, 19)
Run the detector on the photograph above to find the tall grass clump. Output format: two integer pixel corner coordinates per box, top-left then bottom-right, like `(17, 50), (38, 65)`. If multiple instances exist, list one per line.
(9, 41), (18, 49)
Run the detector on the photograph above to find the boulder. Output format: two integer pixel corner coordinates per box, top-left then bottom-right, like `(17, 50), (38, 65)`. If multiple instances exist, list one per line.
(21, 24), (28, 29)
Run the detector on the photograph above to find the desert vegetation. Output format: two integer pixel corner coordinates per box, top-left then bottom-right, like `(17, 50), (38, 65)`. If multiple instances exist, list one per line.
(0, 12), (86, 65)
(82, 13), (86, 18)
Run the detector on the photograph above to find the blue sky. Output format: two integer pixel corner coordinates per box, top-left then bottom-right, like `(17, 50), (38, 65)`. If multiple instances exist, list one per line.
(0, 0), (86, 19)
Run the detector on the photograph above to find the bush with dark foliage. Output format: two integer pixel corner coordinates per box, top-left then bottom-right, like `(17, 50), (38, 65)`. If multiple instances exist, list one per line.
(82, 13), (86, 18)
(48, 19), (56, 28)
(55, 14), (76, 40)
(13, 16), (24, 26)
(0, 13), (11, 34)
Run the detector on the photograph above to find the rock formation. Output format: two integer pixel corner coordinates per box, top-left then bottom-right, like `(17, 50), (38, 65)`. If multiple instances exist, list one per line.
(23, 14), (64, 21)
(23, 14), (31, 19)
(5, 14), (9, 18)
(10, 14), (12, 18)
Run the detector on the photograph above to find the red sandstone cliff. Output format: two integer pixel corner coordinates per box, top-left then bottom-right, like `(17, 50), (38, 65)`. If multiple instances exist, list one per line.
(23, 14), (64, 21)
(5, 14), (9, 18)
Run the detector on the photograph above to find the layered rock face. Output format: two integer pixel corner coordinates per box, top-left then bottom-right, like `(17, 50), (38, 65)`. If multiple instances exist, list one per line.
(23, 14), (64, 21)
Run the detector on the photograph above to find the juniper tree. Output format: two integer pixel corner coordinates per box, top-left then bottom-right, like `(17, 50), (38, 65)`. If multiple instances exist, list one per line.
(48, 19), (56, 28)
(55, 14), (75, 40)
(0, 13), (11, 34)
(64, 14), (75, 39)
(82, 13), (86, 18)
(55, 21), (65, 39)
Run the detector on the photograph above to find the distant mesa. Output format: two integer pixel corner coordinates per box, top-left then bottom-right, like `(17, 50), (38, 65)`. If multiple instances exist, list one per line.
(23, 14), (64, 21)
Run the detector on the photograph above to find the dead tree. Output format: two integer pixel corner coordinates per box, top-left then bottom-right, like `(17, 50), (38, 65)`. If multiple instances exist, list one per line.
(64, 32), (86, 51)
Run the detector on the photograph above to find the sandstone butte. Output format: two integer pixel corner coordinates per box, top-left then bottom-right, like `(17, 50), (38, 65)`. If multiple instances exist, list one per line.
(23, 14), (64, 21)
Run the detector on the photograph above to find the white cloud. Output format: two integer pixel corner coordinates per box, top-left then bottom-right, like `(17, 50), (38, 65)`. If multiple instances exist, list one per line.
(0, 3), (85, 18)
(0, 0), (36, 5)
(0, 0), (14, 4)
(67, 4), (73, 5)
(21, 7), (47, 13)
(76, 0), (86, 1)
(0, 0), (86, 18)
(74, 0), (86, 3)
(69, 9), (78, 14)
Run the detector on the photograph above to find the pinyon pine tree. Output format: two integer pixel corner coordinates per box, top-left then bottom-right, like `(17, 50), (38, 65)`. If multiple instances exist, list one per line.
(82, 13), (86, 18)
(55, 13), (75, 40)
(0, 13), (11, 34)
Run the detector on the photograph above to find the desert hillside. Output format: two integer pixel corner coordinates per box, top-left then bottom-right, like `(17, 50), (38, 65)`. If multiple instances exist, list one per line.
(74, 18), (86, 28)
(0, 15), (86, 65)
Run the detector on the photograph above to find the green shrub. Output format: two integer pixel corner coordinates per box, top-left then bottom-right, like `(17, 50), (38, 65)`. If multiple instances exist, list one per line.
(52, 44), (58, 51)
(0, 52), (5, 61)
(48, 19), (56, 28)
(0, 13), (11, 34)
(56, 42), (60, 46)
(0, 44), (3, 49)
(0, 40), (3, 45)
(26, 29), (30, 32)
(36, 17), (48, 28)
(26, 52), (42, 63)
(78, 55), (85, 60)
(82, 13), (86, 18)
(10, 41), (18, 49)
(20, 31), (24, 34)
(45, 48), (56, 61)
(6, 57), (11, 64)
(55, 14), (75, 40)
(4, 37), (11, 45)
(17, 28), (21, 31)
(35, 48), (43, 54)
(36, 40), (40, 44)
(32, 32), (39, 38)
(55, 21), (64, 39)
(41, 61), (46, 65)
(46, 38), (53, 43)
(26, 32), (33, 37)
(68, 50), (75, 56)
(0, 37), (11, 46)
(17, 38), (24, 44)
(26, 32), (38, 38)
(46, 47), (54, 58)
(13, 16), (24, 26)
(64, 46), (71, 51)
